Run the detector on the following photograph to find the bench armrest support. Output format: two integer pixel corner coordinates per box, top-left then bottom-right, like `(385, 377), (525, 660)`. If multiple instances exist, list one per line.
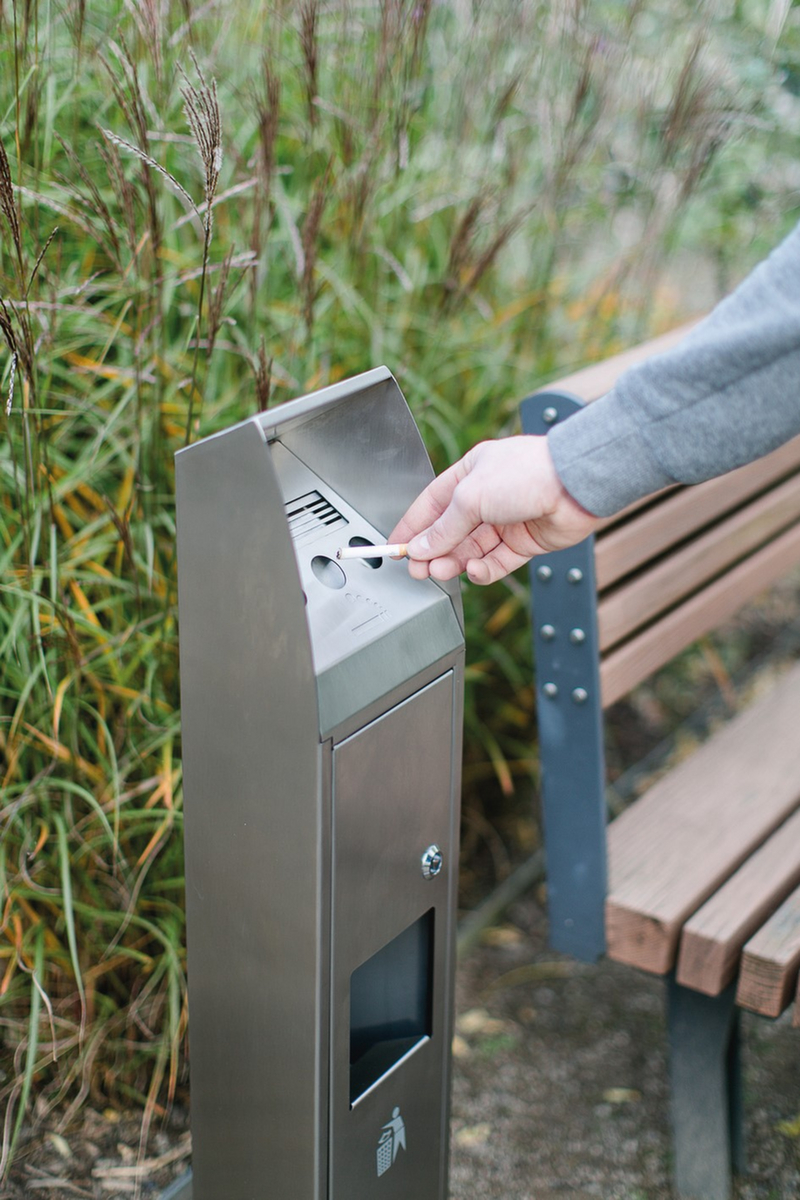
(521, 390), (607, 961)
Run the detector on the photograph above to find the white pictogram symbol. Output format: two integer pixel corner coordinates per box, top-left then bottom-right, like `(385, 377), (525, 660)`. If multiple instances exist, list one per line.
(376, 1107), (406, 1177)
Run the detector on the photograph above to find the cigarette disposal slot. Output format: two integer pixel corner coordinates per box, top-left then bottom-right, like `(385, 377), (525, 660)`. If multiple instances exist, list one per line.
(348, 536), (383, 569)
(311, 555), (346, 589)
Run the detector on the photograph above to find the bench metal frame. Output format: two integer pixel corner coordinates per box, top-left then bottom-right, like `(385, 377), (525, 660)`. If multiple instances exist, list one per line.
(521, 390), (606, 963)
(667, 977), (744, 1200)
(521, 388), (746, 1200)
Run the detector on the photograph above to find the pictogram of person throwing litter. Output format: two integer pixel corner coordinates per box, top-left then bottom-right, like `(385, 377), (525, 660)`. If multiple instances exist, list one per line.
(376, 1107), (406, 1177)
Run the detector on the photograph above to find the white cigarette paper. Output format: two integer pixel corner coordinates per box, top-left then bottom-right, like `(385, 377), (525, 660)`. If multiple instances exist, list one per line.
(336, 543), (408, 560)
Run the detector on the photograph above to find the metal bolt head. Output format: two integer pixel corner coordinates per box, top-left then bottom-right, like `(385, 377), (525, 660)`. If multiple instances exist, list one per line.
(567, 567), (584, 584)
(421, 844), (444, 880)
(543, 682), (559, 699)
(569, 628), (586, 645)
(540, 624), (556, 641)
(536, 564), (553, 582)
(542, 406), (559, 425)
(572, 687), (588, 704)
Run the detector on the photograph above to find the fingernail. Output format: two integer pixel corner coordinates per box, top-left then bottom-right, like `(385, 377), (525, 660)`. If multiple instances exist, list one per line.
(409, 534), (430, 557)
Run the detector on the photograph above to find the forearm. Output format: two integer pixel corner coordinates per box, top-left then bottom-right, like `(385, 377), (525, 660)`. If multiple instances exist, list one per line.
(548, 220), (800, 517)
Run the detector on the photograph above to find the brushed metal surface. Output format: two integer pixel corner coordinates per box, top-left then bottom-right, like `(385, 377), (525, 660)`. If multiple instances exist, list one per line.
(260, 367), (463, 628)
(316, 603), (462, 738)
(279, 373), (427, 544)
(176, 419), (326, 1200)
(176, 370), (465, 1200)
(438, 657), (464, 1200)
(329, 674), (457, 1198)
(268, 439), (463, 735)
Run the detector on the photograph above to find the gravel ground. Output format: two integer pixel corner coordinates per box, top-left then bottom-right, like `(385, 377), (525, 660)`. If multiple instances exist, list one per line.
(449, 897), (800, 1200)
(4, 892), (799, 1199)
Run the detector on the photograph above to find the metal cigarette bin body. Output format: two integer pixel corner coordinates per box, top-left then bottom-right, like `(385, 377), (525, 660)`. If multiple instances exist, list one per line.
(175, 367), (464, 1200)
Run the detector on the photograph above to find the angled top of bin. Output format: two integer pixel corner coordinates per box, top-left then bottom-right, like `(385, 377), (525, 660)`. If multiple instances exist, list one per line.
(176, 367), (463, 739)
(258, 366), (434, 544)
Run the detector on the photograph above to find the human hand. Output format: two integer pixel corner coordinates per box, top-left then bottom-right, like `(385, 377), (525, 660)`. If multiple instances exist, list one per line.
(389, 436), (599, 585)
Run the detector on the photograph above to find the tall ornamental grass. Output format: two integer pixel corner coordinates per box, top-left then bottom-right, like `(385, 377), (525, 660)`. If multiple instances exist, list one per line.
(2, 0), (799, 1167)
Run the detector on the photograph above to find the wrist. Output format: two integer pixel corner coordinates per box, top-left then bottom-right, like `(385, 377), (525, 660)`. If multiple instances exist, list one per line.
(530, 435), (595, 520)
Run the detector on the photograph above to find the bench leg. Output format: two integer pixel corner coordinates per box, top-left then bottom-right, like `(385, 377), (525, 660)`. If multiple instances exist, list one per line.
(666, 975), (744, 1200)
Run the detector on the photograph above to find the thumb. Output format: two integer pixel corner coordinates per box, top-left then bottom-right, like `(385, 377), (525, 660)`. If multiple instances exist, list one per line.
(407, 477), (479, 561)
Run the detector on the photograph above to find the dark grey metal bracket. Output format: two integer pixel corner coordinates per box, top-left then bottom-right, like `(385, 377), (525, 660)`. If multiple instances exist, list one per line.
(520, 390), (606, 962)
(666, 974), (744, 1200)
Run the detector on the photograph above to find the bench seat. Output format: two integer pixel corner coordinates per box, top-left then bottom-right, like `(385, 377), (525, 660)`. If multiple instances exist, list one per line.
(677, 806), (800, 997)
(736, 884), (800, 1019)
(606, 660), (800, 981)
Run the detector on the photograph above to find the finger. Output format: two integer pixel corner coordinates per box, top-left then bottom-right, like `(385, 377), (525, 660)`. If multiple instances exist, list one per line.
(465, 542), (534, 586)
(421, 523), (502, 580)
(406, 474), (486, 561)
(432, 522), (501, 568)
(388, 458), (470, 545)
(407, 557), (432, 580)
(428, 554), (469, 581)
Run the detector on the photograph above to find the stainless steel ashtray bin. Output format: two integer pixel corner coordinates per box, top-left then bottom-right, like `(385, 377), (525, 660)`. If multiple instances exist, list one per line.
(175, 367), (465, 1200)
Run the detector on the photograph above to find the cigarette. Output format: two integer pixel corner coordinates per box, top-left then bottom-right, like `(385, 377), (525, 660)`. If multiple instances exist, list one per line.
(336, 543), (409, 560)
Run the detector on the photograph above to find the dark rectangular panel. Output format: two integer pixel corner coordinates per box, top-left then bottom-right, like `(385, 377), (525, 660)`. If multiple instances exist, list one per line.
(350, 909), (434, 1104)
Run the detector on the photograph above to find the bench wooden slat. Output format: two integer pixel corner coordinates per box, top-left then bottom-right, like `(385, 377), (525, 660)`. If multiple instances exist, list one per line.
(605, 661), (800, 975)
(597, 472), (800, 652)
(599, 521), (800, 708)
(736, 885), (800, 1017)
(595, 437), (800, 592)
(594, 487), (677, 536)
(675, 809), (800, 997)
(550, 320), (700, 402)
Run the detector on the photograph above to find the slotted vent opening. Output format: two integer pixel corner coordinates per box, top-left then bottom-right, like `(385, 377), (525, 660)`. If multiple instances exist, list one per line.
(285, 490), (348, 545)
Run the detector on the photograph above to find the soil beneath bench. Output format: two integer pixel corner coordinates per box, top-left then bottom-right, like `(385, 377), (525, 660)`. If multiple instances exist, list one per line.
(449, 897), (800, 1200)
(2, 894), (798, 1200)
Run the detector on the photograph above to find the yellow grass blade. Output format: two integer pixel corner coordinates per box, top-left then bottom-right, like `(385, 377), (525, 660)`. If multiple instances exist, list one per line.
(22, 723), (105, 785)
(65, 351), (135, 385)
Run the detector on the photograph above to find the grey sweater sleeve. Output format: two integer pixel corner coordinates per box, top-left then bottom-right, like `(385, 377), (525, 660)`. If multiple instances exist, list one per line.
(547, 220), (800, 518)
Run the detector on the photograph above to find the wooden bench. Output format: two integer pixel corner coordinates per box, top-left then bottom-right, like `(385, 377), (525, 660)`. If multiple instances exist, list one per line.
(520, 327), (800, 1200)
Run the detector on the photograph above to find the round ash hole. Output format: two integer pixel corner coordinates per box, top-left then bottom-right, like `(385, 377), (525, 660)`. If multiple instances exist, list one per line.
(311, 555), (346, 590)
(349, 536), (383, 569)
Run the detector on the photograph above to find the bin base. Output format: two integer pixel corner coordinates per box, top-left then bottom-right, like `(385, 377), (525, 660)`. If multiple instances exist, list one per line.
(159, 1170), (192, 1199)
